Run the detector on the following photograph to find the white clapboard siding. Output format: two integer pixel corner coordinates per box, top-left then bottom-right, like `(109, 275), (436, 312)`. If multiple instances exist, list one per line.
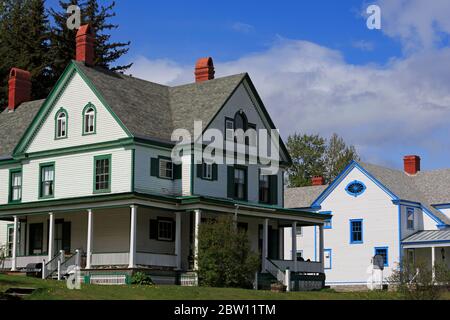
(288, 166), (400, 285)
(17, 148), (132, 204)
(26, 72), (129, 153)
(0, 221), (8, 248)
(134, 145), (182, 196)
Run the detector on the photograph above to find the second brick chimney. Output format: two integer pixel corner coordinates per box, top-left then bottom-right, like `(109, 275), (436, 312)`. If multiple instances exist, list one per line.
(195, 57), (215, 83)
(76, 24), (95, 66)
(312, 176), (325, 186)
(404, 155), (421, 175)
(8, 68), (32, 112)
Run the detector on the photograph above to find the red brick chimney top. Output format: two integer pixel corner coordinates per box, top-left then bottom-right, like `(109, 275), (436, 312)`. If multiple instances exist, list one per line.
(76, 24), (95, 66)
(8, 68), (32, 111)
(312, 176), (325, 186)
(195, 57), (215, 83)
(404, 155), (421, 175)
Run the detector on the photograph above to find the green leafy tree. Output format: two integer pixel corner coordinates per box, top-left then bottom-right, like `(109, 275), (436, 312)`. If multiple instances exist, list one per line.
(197, 216), (260, 289)
(286, 133), (359, 187)
(49, 0), (132, 83)
(324, 133), (360, 182)
(286, 133), (326, 187)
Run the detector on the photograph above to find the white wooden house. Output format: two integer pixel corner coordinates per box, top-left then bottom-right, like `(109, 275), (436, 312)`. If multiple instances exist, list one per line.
(284, 157), (450, 288)
(0, 25), (328, 288)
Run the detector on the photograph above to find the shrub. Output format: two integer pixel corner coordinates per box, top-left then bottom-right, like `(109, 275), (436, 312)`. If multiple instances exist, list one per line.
(197, 216), (260, 289)
(131, 272), (153, 285)
(388, 259), (450, 300)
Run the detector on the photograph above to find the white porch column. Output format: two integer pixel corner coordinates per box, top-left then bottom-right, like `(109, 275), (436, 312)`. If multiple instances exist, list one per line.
(194, 210), (201, 271)
(11, 216), (18, 271)
(319, 225), (324, 269)
(431, 246), (436, 282)
(128, 205), (138, 269)
(48, 212), (54, 261)
(292, 222), (298, 272)
(86, 209), (93, 269)
(175, 212), (182, 270)
(262, 219), (269, 271)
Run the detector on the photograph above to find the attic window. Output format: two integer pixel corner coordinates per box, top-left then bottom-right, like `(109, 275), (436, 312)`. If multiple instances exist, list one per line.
(83, 104), (97, 135)
(345, 180), (366, 197)
(55, 109), (68, 139)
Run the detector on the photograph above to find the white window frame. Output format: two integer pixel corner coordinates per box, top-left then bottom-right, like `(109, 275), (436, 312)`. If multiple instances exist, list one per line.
(159, 159), (173, 179)
(225, 118), (234, 141)
(84, 107), (95, 134)
(56, 112), (67, 139)
(407, 208), (415, 230)
(158, 220), (174, 241)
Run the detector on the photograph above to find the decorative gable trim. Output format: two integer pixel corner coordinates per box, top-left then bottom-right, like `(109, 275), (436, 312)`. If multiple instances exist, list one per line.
(13, 61), (132, 157)
(311, 161), (399, 207)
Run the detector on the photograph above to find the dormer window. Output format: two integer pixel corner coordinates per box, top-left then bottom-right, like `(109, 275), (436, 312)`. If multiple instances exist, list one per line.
(83, 103), (97, 135)
(55, 109), (68, 139)
(234, 111), (247, 131)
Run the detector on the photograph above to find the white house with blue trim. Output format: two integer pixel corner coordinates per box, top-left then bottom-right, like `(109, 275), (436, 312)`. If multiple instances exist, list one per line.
(284, 156), (450, 288)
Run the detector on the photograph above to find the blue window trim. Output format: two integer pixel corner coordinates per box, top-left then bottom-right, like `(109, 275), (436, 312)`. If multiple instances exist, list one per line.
(324, 218), (332, 229)
(350, 219), (364, 244)
(345, 180), (366, 197)
(406, 207), (415, 230)
(324, 249), (332, 270)
(374, 247), (389, 267)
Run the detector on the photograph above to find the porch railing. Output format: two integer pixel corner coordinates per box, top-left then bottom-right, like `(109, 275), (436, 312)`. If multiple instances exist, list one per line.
(271, 259), (323, 274)
(136, 252), (177, 268)
(265, 259), (286, 285)
(43, 251), (65, 279)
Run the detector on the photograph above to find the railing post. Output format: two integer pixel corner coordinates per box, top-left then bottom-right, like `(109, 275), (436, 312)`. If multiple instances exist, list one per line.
(42, 259), (46, 279)
(286, 268), (291, 292)
(57, 260), (61, 281)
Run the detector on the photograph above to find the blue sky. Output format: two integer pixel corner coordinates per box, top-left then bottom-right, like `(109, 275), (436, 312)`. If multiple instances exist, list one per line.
(46, 1), (450, 171)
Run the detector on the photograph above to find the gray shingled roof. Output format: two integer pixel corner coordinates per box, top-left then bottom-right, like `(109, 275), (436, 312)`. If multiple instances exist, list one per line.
(75, 61), (246, 142)
(284, 185), (328, 209)
(283, 161), (450, 225)
(0, 100), (44, 158)
(403, 230), (450, 244)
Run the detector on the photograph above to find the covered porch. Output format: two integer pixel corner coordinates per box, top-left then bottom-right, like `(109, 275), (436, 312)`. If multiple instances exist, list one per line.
(0, 193), (328, 284)
(402, 230), (450, 280)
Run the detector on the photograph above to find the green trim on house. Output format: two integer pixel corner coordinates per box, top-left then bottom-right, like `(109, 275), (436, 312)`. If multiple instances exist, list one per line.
(93, 154), (112, 194)
(38, 162), (56, 200)
(82, 102), (97, 136)
(8, 168), (23, 204)
(131, 148), (135, 192)
(54, 107), (69, 140)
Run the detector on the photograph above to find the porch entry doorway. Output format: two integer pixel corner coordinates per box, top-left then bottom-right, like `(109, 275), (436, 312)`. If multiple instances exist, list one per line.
(258, 225), (280, 261)
(54, 219), (71, 254)
(29, 223), (44, 255)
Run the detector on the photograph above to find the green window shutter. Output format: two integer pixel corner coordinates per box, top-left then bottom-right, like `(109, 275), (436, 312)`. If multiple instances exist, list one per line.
(150, 158), (159, 177)
(173, 164), (182, 180)
(149, 220), (158, 239)
(270, 175), (278, 205)
(197, 164), (203, 179)
(227, 166), (235, 198)
(212, 164), (218, 181)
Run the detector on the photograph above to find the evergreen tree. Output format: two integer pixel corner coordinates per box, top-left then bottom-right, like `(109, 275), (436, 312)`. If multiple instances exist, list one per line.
(324, 133), (360, 182)
(0, 0), (51, 109)
(49, 0), (132, 82)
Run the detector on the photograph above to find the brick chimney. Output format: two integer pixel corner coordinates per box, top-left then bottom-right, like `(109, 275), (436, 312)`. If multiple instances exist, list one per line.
(195, 57), (215, 83)
(8, 68), (32, 112)
(404, 155), (421, 175)
(312, 176), (325, 186)
(76, 24), (95, 66)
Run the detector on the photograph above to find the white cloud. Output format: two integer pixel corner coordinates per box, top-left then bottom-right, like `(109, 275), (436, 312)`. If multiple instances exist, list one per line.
(352, 40), (375, 51)
(231, 22), (255, 34)
(376, 0), (450, 51)
(129, 38), (450, 168)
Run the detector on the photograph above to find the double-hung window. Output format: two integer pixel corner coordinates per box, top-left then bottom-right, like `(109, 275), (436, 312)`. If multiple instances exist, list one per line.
(234, 168), (246, 200)
(350, 219), (363, 244)
(56, 110), (68, 139)
(225, 118), (234, 141)
(407, 208), (415, 230)
(159, 159), (173, 179)
(40, 164), (55, 199)
(9, 169), (22, 203)
(83, 106), (96, 135)
(259, 174), (270, 203)
(158, 220), (174, 241)
(6, 225), (14, 257)
(94, 155), (111, 193)
(374, 247), (389, 267)
(203, 163), (213, 180)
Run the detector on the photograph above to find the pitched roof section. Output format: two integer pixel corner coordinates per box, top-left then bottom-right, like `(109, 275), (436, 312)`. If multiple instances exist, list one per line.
(284, 185), (328, 209)
(402, 230), (450, 244)
(0, 100), (44, 158)
(75, 61), (246, 142)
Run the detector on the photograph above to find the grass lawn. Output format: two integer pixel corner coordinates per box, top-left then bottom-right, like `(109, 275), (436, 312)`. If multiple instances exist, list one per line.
(0, 274), (448, 300)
